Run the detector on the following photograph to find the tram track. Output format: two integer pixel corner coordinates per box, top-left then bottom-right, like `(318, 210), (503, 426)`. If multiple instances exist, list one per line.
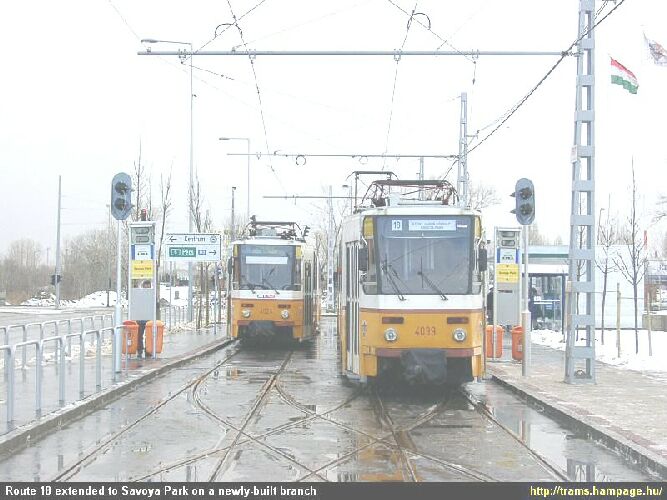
(275, 381), (497, 482)
(459, 387), (568, 481)
(43, 328), (567, 483)
(132, 384), (365, 481)
(202, 350), (298, 481)
(50, 342), (242, 482)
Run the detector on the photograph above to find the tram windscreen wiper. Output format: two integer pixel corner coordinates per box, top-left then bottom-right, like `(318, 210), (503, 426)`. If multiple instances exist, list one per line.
(417, 270), (448, 301)
(262, 267), (281, 295)
(240, 275), (257, 294)
(381, 260), (406, 301)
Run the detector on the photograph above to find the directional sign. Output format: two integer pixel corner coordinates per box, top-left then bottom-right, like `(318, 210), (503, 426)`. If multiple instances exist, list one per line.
(165, 233), (222, 262)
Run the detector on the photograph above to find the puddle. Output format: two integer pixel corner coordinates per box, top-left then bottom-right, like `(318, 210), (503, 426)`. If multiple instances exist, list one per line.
(465, 382), (660, 481)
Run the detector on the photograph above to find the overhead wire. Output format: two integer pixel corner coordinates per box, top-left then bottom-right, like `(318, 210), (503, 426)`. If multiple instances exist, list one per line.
(440, 0), (617, 185)
(382, 2), (419, 166)
(224, 0), (285, 193)
(465, 0), (628, 157)
(385, 0), (474, 63)
(192, 0), (272, 55)
(230, 1), (371, 50)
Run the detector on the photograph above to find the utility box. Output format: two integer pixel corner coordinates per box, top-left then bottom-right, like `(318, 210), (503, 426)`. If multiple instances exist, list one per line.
(494, 227), (521, 327)
(128, 222), (157, 321)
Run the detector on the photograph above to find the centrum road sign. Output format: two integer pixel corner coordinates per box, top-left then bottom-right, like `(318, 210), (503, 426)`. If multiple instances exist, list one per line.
(165, 233), (222, 262)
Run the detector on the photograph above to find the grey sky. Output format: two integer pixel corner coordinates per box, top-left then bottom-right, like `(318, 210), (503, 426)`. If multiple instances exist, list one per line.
(1, 0), (666, 259)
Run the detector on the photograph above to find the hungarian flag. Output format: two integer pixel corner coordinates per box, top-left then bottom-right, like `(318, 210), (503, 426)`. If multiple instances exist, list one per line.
(610, 57), (638, 94)
(645, 34), (667, 66)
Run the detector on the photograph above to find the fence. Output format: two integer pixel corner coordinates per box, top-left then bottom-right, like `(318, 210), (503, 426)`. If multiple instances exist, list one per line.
(0, 306), (192, 427)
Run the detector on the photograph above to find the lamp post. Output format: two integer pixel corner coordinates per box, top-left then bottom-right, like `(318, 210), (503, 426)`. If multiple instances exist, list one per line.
(219, 137), (251, 219)
(142, 38), (194, 322)
(231, 187), (237, 238)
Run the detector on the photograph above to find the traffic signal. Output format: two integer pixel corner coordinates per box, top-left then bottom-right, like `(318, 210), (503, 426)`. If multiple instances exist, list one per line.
(510, 178), (535, 225)
(50, 274), (62, 285)
(110, 172), (132, 221)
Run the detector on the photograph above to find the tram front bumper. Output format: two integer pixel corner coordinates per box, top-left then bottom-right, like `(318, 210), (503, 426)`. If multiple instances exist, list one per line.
(372, 347), (480, 384)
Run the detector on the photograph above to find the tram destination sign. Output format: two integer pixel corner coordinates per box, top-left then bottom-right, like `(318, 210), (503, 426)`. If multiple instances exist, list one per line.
(165, 233), (222, 262)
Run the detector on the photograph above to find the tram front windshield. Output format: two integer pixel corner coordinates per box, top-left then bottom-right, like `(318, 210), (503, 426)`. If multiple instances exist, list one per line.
(375, 216), (473, 295)
(238, 245), (298, 291)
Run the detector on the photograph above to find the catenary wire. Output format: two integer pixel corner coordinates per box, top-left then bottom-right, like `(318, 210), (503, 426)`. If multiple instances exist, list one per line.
(225, 0), (285, 192)
(382, 2), (419, 166)
(465, 0), (628, 156)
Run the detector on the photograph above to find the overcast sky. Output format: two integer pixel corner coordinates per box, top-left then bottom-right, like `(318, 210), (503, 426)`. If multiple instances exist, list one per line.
(1, 0), (666, 262)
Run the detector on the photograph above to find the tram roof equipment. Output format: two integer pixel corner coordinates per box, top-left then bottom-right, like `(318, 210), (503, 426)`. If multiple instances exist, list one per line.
(360, 179), (458, 208)
(245, 216), (310, 241)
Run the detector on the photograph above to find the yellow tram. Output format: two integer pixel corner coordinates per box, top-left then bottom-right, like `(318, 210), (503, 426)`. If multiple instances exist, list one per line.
(337, 180), (487, 384)
(227, 218), (320, 343)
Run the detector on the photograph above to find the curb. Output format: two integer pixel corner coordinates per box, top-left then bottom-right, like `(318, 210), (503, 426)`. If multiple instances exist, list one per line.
(0, 335), (236, 455)
(488, 369), (667, 479)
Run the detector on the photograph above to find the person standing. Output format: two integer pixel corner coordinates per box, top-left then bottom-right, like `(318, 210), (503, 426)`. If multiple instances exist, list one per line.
(529, 286), (538, 329)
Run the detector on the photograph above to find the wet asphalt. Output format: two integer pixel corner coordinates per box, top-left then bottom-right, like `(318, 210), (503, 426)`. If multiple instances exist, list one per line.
(0, 318), (657, 482)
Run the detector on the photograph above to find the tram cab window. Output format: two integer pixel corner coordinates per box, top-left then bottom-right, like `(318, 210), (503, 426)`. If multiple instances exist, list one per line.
(235, 244), (300, 291)
(372, 215), (473, 296)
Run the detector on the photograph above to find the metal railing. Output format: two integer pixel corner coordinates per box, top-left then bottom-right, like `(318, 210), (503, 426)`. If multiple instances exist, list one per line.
(0, 326), (122, 425)
(0, 306), (205, 426)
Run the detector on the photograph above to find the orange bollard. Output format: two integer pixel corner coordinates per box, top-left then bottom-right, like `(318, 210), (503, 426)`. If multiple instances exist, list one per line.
(145, 320), (164, 355)
(511, 326), (523, 361)
(122, 320), (138, 354)
(485, 325), (504, 358)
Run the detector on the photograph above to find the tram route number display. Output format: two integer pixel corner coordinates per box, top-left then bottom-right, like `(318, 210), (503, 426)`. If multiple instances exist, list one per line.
(391, 219), (457, 232)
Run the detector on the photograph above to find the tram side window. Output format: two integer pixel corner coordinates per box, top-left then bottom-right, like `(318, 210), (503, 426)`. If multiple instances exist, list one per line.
(360, 239), (377, 294)
(292, 254), (302, 291)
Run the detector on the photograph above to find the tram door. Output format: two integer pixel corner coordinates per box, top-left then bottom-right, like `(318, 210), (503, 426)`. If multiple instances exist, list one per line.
(345, 242), (360, 373)
(304, 261), (312, 336)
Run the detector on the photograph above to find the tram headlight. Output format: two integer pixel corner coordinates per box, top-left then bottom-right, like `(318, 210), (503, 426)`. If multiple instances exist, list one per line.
(280, 309), (290, 319)
(452, 328), (467, 342)
(384, 328), (398, 342)
(241, 309), (251, 318)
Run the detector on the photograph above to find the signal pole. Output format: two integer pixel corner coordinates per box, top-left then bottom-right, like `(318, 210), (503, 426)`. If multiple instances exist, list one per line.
(54, 175), (62, 309)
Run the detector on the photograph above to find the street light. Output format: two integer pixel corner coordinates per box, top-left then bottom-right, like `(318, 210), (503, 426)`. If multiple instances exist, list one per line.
(219, 137), (251, 219)
(231, 187), (237, 238)
(142, 37), (195, 322)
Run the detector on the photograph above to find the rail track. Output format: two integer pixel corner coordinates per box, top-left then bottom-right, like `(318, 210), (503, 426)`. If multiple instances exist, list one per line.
(50, 340), (241, 481)
(45, 328), (567, 483)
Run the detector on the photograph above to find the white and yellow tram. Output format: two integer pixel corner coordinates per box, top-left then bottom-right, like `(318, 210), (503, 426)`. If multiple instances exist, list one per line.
(227, 219), (320, 343)
(337, 180), (487, 384)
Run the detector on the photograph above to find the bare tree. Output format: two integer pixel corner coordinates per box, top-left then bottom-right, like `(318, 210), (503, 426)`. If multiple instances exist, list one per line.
(468, 181), (500, 211)
(0, 239), (50, 304)
(132, 141), (148, 221)
(653, 194), (667, 223)
(155, 170), (173, 318)
(595, 210), (620, 344)
(189, 174), (213, 329)
(613, 165), (647, 354)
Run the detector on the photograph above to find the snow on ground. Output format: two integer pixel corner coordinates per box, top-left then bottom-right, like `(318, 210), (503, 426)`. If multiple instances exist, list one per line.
(18, 286), (193, 308)
(532, 328), (667, 373)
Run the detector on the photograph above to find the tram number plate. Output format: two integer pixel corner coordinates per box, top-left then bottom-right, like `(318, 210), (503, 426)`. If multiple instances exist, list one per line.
(414, 326), (436, 336)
